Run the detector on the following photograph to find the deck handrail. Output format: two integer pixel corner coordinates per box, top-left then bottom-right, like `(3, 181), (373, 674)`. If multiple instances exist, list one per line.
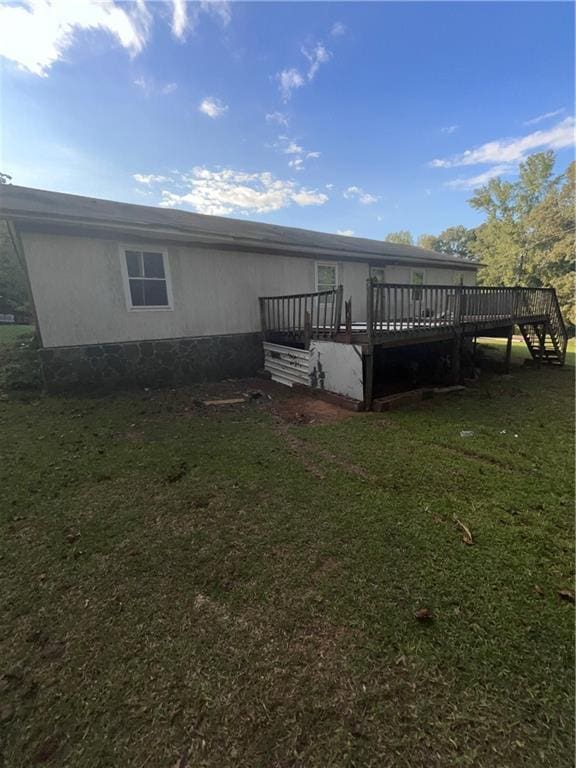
(367, 282), (567, 355)
(259, 286), (344, 344)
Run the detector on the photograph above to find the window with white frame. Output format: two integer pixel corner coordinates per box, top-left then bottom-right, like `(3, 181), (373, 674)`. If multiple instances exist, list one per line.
(122, 248), (172, 309)
(315, 262), (338, 294)
(411, 269), (425, 300)
(370, 266), (386, 283)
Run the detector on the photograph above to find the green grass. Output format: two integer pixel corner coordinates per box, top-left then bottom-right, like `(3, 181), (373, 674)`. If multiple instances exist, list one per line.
(0, 324), (34, 346)
(0, 337), (574, 767)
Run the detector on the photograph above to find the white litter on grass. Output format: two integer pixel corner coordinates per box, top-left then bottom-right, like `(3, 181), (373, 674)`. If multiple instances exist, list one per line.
(460, 430), (474, 438)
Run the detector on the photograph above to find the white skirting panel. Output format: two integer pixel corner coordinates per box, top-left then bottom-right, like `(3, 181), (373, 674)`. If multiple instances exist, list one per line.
(263, 342), (311, 387)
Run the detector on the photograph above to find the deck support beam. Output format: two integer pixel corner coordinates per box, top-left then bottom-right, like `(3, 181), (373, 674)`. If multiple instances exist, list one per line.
(504, 326), (513, 372)
(364, 347), (374, 411)
(451, 332), (462, 384)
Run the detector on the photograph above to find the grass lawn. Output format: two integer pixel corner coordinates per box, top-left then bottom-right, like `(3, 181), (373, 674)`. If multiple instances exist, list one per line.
(0, 330), (574, 767)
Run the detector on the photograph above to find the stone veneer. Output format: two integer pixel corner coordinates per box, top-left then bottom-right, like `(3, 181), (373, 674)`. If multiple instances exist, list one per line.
(39, 333), (263, 392)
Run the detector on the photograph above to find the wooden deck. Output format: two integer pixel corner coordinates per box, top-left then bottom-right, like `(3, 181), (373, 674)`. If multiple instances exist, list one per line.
(260, 283), (566, 355)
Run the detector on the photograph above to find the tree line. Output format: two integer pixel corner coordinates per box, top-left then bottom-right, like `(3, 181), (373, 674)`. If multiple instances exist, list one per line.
(385, 152), (575, 326)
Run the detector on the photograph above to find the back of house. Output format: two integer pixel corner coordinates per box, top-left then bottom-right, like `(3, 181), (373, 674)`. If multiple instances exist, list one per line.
(0, 185), (478, 392)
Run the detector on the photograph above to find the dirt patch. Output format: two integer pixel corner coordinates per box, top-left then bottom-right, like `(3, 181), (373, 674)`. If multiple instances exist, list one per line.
(271, 393), (355, 425)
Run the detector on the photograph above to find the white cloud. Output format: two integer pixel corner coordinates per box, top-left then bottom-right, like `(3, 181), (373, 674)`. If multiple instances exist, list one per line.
(302, 42), (331, 81)
(524, 108), (565, 127)
(157, 167), (328, 216)
(133, 173), (170, 184)
(199, 96), (228, 118)
(275, 136), (321, 170)
(331, 22), (346, 37)
(134, 75), (177, 97)
(344, 185), (379, 205)
(171, 0), (231, 42)
(266, 111), (289, 127)
(431, 117), (575, 168)
(446, 164), (513, 190)
(277, 68), (305, 102)
(0, 0), (151, 76)
(441, 125), (459, 135)
(337, 229), (354, 236)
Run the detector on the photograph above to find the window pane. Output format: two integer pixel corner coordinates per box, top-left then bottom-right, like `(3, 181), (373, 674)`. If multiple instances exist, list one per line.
(129, 278), (146, 306)
(143, 252), (165, 279)
(126, 250), (142, 277)
(371, 267), (386, 283)
(317, 265), (336, 288)
(412, 271), (424, 286)
(144, 280), (168, 306)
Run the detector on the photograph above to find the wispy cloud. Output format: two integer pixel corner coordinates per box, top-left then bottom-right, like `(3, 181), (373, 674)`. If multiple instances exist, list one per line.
(302, 42), (331, 81)
(446, 165), (513, 190)
(171, 0), (231, 42)
(277, 68), (305, 102)
(156, 167), (328, 216)
(441, 125), (459, 135)
(344, 185), (379, 205)
(266, 111), (289, 127)
(133, 173), (171, 185)
(275, 136), (321, 170)
(431, 117), (575, 169)
(0, 0), (151, 76)
(199, 97), (228, 119)
(330, 22), (346, 37)
(134, 75), (177, 97)
(276, 35), (333, 101)
(524, 107), (565, 127)
(337, 229), (354, 236)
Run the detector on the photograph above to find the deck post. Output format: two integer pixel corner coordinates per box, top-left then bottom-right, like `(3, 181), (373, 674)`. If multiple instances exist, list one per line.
(333, 285), (344, 337)
(259, 297), (267, 340)
(451, 332), (462, 384)
(504, 326), (513, 372)
(344, 298), (353, 343)
(304, 310), (312, 350)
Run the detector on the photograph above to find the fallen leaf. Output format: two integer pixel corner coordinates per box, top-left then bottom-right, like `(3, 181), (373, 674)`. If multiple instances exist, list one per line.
(558, 589), (575, 604)
(454, 516), (474, 545)
(534, 585), (544, 596)
(415, 607), (433, 621)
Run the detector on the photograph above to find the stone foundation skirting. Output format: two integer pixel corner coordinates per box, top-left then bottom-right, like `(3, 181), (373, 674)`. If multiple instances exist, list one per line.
(39, 333), (264, 392)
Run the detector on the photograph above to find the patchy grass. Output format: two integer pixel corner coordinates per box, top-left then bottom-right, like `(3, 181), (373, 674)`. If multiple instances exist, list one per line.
(0, 336), (574, 767)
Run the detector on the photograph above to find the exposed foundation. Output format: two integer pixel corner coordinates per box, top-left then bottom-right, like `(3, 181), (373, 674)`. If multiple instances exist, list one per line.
(39, 333), (263, 392)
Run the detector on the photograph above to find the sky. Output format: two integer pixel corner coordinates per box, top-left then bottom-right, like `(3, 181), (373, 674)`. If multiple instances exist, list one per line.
(0, 0), (574, 240)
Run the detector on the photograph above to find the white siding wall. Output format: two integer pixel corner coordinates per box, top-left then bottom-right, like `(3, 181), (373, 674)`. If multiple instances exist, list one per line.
(21, 232), (477, 348)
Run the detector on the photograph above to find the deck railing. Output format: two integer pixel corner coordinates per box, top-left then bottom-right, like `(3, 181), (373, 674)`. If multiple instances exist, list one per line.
(367, 282), (566, 346)
(259, 286), (343, 343)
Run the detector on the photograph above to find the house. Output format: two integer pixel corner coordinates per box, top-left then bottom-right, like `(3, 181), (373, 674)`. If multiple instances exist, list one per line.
(0, 185), (566, 405)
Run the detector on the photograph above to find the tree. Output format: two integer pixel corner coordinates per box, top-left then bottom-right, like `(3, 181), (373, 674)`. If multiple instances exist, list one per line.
(469, 151), (558, 285)
(418, 226), (477, 260)
(526, 161), (575, 325)
(0, 172), (12, 185)
(385, 230), (413, 245)
(0, 221), (31, 316)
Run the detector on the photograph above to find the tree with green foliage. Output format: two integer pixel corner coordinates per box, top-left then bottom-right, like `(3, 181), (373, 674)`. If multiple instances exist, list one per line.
(418, 226), (477, 260)
(0, 221), (31, 317)
(469, 151), (558, 284)
(385, 230), (413, 245)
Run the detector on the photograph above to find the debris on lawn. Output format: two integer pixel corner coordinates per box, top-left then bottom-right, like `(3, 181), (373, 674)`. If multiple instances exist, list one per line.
(454, 516), (474, 545)
(534, 585), (545, 596)
(460, 430), (474, 438)
(65, 530), (80, 544)
(558, 589), (575, 604)
(203, 398), (247, 406)
(415, 607), (433, 621)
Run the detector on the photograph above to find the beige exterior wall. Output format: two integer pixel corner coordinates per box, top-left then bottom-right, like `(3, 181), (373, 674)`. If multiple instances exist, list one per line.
(21, 232), (477, 348)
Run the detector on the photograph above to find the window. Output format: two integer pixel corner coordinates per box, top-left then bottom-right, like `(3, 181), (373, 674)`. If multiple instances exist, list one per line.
(411, 269), (425, 300)
(370, 266), (386, 283)
(315, 262), (338, 294)
(122, 248), (172, 310)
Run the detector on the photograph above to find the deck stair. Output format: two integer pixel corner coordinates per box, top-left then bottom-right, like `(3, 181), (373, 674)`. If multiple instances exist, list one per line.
(517, 289), (568, 366)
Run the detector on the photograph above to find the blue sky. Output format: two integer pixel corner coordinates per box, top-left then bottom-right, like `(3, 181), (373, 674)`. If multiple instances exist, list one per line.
(1, 1), (574, 240)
